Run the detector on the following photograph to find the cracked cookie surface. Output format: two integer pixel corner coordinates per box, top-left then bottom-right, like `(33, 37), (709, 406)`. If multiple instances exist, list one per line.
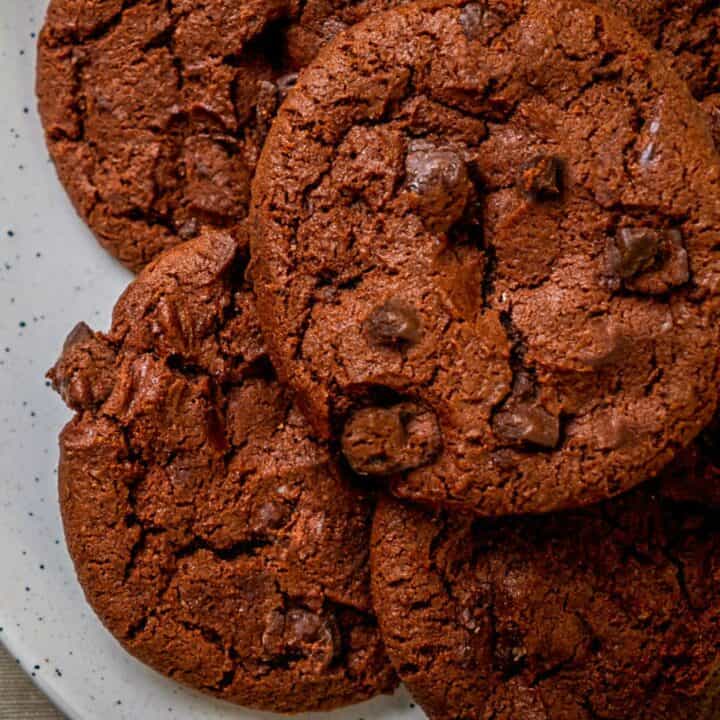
(36, 0), (302, 271)
(251, 0), (720, 516)
(371, 455), (720, 720)
(48, 231), (397, 713)
(600, 0), (720, 107)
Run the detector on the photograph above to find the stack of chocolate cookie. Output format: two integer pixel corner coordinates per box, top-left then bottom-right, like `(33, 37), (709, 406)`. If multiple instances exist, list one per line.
(39, 0), (720, 717)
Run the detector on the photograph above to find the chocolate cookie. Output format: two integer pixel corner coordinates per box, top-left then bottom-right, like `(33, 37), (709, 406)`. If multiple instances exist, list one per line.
(371, 454), (720, 720)
(36, 0), (295, 271)
(47, 232), (397, 713)
(251, 0), (720, 516)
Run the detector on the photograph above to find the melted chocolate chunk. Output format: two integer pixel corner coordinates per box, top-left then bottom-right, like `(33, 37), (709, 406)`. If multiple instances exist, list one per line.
(625, 229), (689, 294)
(595, 413), (635, 450)
(405, 140), (472, 232)
(607, 227), (689, 294)
(518, 155), (562, 200)
(177, 217), (200, 241)
(341, 401), (442, 476)
(62, 321), (94, 352)
(276, 72), (299, 100)
(493, 401), (560, 448)
(252, 500), (288, 533)
(609, 228), (661, 279)
(262, 608), (340, 672)
(48, 322), (116, 411)
(459, 2), (506, 41)
(493, 622), (527, 677)
(460, 3), (487, 40)
(576, 319), (628, 368)
(366, 299), (423, 348)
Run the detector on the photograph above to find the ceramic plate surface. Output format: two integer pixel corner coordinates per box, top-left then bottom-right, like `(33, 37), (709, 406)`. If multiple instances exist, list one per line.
(0, 3), (418, 718)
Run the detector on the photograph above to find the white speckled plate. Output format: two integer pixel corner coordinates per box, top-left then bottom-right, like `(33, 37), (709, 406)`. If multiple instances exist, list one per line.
(0, 3), (418, 718)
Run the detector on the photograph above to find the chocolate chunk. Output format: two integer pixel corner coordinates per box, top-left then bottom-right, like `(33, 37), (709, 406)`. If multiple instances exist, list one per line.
(62, 321), (94, 353)
(607, 227), (689, 294)
(276, 72), (299, 100)
(341, 401), (442, 476)
(459, 2), (506, 41)
(608, 228), (661, 280)
(576, 319), (628, 368)
(405, 140), (472, 232)
(595, 413), (635, 450)
(460, 3), (487, 40)
(406, 141), (468, 196)
(365, 299), (423, 348)
(625, 228), (689, 294)
(493, 622), (527, 677)
(262, 608), (340, 672)
(177, 217), (199, 240)
(252, 501), (288, 533)
(518, 155), (562, 200)
(48, 322), (116, 411)
(493, 402), (560, 448)
(510, 369), (535, 400)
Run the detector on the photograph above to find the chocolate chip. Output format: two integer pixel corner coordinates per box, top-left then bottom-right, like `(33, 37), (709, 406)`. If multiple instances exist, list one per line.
(48, 323), (116, 411)
(252, 501), (288, 532)
(510, 370), (535, 401)
(493, 622), (526, 677)
(608, 228), (661, 280)
(518, 155), (562, 200)
(460, 3), (486, 40)
(262, 608), (340, 671)
(177, 217), (199, 240)
(493, 402), (560, 448)
(366, 299), (422, 348)
(286, 609), (336, 646)
(595, 414), (634, 450)
(405, 140), (472, 232)
(607, 227), (689, 294)
(459, 2), (505, 41)
(155, 297), (189, 353)
(276, 72), (299, 100)
(577, 319), (628, 368)
(62, 321), (94, 353)
(341, 401), (442, 476)
(406, 141), (468, 196)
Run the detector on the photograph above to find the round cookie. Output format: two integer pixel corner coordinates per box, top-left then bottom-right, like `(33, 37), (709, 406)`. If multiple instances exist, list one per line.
(251, 0), (720, 516)
(35, 0), (416, 272)
(47, 232), (397, 713)
(371, 453), (720, 720)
